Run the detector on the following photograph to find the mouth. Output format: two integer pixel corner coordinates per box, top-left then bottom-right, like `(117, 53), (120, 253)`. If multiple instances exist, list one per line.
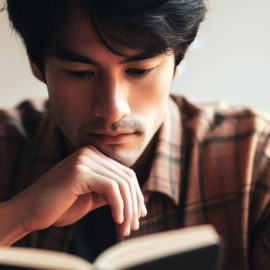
(87, 132), (136, 145)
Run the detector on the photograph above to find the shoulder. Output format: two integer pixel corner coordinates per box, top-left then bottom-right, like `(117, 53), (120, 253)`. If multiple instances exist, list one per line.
(171, 93), (270, 215)
(0, 99), (49, 141)
(170, 94), (270, 143)
(0, 99), (51, 199)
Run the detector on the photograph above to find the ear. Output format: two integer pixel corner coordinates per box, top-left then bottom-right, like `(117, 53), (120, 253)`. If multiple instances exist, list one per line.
(173, 48), (187, 80)
(30, 61), (46, 83)
(174, 65), (181, 79)
(173, 61), (185, 79)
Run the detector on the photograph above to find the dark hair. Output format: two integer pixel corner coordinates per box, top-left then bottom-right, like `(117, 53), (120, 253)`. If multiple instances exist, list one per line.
(5, 0), (206, 70)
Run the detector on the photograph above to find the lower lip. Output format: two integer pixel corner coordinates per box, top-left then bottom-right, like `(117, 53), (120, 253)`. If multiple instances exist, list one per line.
(89, 133), (135, 145)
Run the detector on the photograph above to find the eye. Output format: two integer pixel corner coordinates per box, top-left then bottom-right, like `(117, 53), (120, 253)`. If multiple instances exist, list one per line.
(125, 67), (154, 77)
(64, 70), (95, 78)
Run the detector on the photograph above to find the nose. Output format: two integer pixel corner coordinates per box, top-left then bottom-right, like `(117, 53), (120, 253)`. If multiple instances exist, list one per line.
(93, 76), (130, 123)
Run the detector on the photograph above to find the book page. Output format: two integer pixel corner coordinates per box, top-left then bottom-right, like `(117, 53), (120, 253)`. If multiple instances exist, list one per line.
(0, 247), (94, 270)
(94, 225), (220, 270)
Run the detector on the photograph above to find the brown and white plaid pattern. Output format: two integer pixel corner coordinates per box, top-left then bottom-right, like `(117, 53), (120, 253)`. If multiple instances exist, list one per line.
(0, 95), (270, 270)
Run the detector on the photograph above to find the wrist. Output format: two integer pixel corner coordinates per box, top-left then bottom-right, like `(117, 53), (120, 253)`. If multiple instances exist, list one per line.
(0, 199), (29, 246)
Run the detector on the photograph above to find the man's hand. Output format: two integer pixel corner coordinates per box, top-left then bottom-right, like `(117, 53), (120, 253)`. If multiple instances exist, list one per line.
(2, 146), (147, 245)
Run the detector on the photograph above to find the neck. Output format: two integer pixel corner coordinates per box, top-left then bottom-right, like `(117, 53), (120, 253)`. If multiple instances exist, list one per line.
(131, 132), (158, 187)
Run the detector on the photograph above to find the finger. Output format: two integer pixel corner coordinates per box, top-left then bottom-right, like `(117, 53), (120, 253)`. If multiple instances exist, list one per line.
(94, 158), (139, 232)
(79, 149), (137, 234)
(88, 174), (124, 224)
(85, 148), (144, 223)
(105, 160), (146, 219)
(115, 181), (133, 236)
(124, 168), (147, 218)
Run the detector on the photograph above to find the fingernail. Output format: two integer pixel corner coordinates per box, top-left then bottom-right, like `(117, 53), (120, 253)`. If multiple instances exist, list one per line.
(141, 204), (147, 217)
(116, 214), (124, 224)
(136, 219), (140, 230)
(124, 229), (130, 237)
(132, 219), (139, 230)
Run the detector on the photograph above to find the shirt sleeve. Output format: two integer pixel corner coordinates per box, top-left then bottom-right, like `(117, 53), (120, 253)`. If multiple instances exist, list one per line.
(249, 126), (270, 270)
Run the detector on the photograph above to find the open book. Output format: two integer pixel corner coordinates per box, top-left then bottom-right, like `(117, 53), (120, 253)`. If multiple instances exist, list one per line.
(0, 225), (223, 270)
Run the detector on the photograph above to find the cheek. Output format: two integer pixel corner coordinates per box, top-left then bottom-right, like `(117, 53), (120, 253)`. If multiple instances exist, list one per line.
(129, 69), (172, 115)
(127, 71), (171, 142)
(46, 73), (93, 120)
(45, 72), (95, 144)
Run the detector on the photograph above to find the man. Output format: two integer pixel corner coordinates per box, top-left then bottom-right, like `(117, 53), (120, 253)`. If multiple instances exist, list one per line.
(0, 0), (269, 269)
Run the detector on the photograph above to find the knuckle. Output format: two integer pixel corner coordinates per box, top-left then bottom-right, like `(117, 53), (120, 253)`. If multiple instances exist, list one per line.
(76, 148), (87, 156)
(76, 146), (94, 157)
(107, 181), (119, 193)
(126, 168), (136, 178)
(85, 145), (98, 154)
(85, 145), (95, 152)
(73, 163), (88, 174)
(120, 181), (130, 192)
(74, 155), (88, 165)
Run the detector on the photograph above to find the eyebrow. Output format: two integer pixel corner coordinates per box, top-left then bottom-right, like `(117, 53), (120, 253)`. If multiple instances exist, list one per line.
(51, 47), (160, 65)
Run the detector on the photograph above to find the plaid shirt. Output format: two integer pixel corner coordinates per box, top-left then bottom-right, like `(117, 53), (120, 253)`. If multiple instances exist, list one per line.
(0, 95), (270, 270)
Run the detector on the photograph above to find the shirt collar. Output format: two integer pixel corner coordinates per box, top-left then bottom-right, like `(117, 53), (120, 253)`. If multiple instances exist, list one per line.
(143, 96), (182, 205)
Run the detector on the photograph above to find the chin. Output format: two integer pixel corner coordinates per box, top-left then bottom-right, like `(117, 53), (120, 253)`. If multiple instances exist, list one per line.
(102, 145), (144, 167)
(108, 150), (139, 167)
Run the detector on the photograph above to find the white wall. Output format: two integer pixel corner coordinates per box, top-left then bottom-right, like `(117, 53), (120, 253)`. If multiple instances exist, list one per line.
(173, 0), (270, 112)
(1, 0), (270, 111)
(0, 7), (47, 108)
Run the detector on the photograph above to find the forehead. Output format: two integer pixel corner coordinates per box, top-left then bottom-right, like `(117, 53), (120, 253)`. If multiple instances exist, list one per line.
(57, 9), (102, 49)
(52, 6), (139, 58)
(47, 4), (176, 65)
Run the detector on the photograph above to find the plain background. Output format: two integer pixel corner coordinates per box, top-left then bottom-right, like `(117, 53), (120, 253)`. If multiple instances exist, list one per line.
(1, 0), (270, 111)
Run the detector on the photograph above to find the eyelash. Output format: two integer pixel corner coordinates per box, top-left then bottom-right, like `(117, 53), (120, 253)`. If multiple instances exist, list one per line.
(64, 70), (94, 78)
(126, 67), (154, 77)
(64, 67), (154, 79)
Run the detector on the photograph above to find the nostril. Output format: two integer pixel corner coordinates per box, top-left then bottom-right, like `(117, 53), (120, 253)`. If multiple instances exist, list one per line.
(93, 105), (103, 117)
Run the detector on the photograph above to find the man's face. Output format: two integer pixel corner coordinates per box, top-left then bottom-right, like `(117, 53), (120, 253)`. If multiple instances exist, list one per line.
(42, 10), (176, 167)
